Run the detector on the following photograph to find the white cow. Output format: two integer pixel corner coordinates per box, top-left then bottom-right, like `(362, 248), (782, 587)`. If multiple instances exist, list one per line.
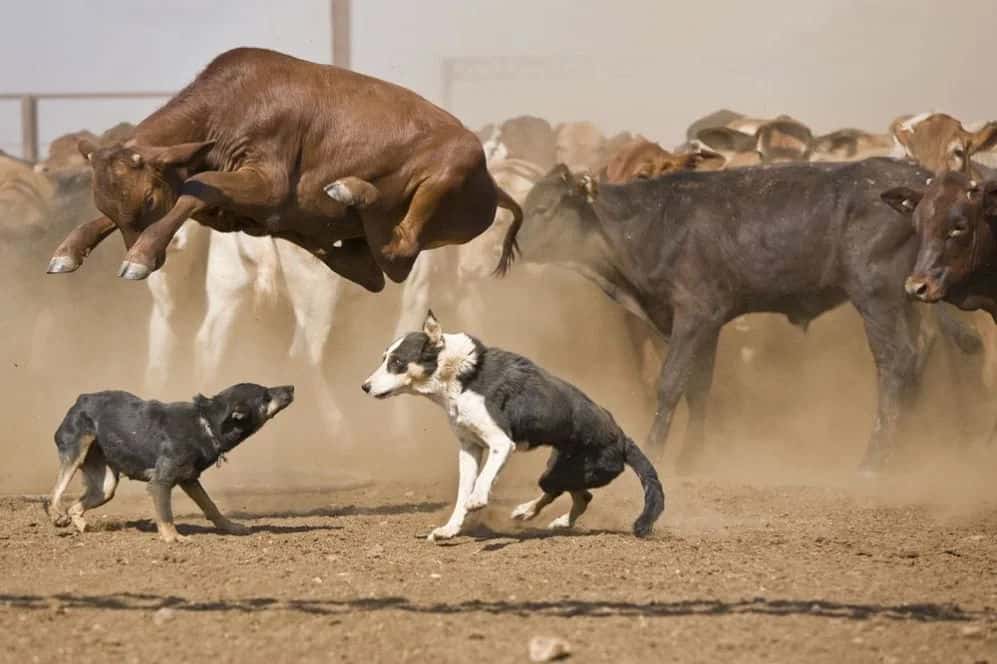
(145, 228), (352, 434)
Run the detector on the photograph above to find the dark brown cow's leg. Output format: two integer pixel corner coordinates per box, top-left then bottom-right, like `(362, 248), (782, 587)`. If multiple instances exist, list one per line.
(646, 314), (722, 467)
(854, 300), (919, 473)
(119, 169), (279, 279)
(47, 216), (118, 274)
(675, 330), (720, 474)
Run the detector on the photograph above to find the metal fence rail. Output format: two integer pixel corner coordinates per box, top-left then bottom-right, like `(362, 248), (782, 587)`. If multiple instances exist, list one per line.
(0, 92), (174, 162)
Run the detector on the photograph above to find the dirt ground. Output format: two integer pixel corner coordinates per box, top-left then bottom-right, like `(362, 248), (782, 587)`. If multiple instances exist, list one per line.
(3, 457), (997, 663)
(4, 202), (997, 662)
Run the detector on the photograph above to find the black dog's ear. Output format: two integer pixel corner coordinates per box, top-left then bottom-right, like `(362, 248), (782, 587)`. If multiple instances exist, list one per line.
(881, 187), (923, 215)
(193, 393), (212, 410)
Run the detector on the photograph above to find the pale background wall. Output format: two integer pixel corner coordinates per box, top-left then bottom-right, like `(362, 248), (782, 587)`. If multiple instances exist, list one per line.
(1, 0), (994, 155)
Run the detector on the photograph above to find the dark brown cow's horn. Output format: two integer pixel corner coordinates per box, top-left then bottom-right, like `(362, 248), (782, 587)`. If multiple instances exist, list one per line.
(47, 216), (118, 273)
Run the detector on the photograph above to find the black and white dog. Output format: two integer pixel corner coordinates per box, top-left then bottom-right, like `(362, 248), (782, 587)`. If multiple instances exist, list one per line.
(46, 383), (294, 543)
(362, 311), (664, 541)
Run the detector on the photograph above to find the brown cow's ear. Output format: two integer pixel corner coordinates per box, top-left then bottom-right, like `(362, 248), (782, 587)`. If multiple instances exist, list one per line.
(970, 122), (997, 154)
(685, 148), (726, 171)
(151, 140), (215, 169)
(77, 139), (98, 162)
(881, 187), (923, 215)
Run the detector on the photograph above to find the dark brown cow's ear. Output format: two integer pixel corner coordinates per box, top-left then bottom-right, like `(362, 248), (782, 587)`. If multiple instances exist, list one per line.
(983, 181), (997, 217)
(151, 140), (215, 169)
(970, 122), (997, 154)
(77, 139), (98, 162)
(881, 187), (923, 215)
(577, 173), (598, 202)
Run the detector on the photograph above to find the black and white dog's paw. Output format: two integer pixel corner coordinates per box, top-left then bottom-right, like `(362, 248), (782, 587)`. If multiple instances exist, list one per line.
(465, 493), (489, 512)
(547, 514), (573, 530)
(427, 525), (460, 542)
(510, 501), (539, 521)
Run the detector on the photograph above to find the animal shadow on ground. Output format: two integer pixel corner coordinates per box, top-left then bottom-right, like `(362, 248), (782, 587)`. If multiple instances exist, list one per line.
(80, 518), (341, 537)
(228, 501), (448, 520)
(1, 592), (989, 624)
(427, 525), (622, 551)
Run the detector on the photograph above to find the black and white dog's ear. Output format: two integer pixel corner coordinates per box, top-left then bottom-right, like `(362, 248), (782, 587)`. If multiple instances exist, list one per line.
(423, 309), (443, 346)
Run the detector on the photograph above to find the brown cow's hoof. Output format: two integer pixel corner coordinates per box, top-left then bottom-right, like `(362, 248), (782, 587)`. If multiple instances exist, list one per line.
(118, 261), (151, 280)
(47, 256), (81, 274)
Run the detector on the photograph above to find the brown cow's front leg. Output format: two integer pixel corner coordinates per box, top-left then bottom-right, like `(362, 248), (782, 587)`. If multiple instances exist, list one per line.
(47, 216), (118, 274)
(120, 169), (279, 280)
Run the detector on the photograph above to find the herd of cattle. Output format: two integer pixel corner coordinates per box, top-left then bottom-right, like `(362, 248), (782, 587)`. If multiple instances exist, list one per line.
(4, 61), (997, 473)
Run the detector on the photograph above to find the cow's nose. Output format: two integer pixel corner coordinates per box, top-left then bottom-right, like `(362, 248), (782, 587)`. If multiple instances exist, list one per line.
(905, 276), (929, 299)
(361, 381), (371, 394)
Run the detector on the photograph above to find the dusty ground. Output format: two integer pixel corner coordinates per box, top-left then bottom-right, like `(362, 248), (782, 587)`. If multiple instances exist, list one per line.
(3, 461), (997, 664)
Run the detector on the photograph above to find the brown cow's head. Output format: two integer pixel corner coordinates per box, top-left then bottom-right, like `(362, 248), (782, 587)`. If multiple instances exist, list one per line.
(603, 138), (724, 184)
(76, 138), (213, 251)
(882, 171), (997, 301)
(891, 113), (997, 175)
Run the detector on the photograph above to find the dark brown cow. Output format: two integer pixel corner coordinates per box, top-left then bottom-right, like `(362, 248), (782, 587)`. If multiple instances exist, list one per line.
(47, 48), (522, 292)
(603, 137), (723, 184)
(884, 170), (997, 315)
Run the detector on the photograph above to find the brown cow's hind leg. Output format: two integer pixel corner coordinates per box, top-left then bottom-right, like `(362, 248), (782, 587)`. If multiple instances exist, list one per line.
(324, 177), (380, 209)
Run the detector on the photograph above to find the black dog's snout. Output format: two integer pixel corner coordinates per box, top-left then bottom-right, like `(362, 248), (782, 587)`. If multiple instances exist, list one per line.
(361, 381), (371, 394)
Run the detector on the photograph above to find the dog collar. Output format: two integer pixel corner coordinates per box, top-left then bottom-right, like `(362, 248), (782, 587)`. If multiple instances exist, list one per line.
(199, 416), (228, 466)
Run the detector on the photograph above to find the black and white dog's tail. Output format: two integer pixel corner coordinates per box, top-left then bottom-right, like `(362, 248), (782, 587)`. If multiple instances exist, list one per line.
(623, 437), (665, 537)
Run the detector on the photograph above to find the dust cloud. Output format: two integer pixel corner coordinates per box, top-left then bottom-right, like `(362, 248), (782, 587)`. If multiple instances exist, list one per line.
(1, 178), (995, 517)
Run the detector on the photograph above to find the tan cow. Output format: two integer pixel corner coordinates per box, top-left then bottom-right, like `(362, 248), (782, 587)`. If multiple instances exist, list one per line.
(890, 112), (997, 175)
(604, 137), (724, 184)
(810, 129), (896, 162)
(555, 121), (607, 174)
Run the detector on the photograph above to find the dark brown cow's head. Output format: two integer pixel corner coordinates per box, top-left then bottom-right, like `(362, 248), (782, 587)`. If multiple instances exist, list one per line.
(882, 171), (997, 301)
(47, 139), (213, 274)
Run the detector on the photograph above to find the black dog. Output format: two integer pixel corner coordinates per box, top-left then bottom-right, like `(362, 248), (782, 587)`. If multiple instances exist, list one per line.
(46, 383), (294, 542)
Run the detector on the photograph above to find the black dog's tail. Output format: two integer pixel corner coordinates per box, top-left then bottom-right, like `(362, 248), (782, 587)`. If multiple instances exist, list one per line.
(623, 437), (665, 537)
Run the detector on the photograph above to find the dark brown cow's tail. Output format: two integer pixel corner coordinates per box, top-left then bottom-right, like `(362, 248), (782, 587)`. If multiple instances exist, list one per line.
(492, 185), (523, 277)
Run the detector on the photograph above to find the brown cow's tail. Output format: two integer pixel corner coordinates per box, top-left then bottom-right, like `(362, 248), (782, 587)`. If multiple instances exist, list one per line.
(492, 185), (523, 277)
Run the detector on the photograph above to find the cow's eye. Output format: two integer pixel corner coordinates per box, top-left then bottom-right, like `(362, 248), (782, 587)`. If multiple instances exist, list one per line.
(948, 224), (968, 239)
(143, 193), (156, 213)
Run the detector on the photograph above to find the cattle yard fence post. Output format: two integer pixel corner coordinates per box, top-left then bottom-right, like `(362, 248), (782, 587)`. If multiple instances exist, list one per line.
(0, 92), (175, 161)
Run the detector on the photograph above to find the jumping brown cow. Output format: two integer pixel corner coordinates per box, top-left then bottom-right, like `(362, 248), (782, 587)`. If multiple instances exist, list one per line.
(47, 48), (522, 292)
